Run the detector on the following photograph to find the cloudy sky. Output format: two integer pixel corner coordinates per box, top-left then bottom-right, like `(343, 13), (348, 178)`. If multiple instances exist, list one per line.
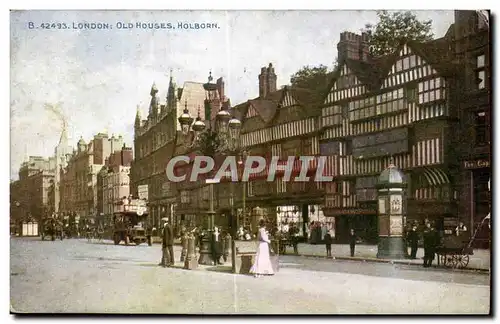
(10, 10), (454, 180)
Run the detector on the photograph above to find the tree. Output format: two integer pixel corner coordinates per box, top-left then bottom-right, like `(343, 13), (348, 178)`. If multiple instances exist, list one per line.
(363, 10), (434, 57)
(290, 64), (332, 92)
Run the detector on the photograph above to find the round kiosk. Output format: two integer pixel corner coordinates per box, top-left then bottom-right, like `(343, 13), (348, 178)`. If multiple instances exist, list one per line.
(376, 160), (407, 259)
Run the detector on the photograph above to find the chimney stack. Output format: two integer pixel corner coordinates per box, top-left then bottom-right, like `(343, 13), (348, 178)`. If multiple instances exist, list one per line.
(258, 63), (278, 98)
(266, 63), (277, 94)
(337, 31), (371, 62)
(258, 66), (268, 98)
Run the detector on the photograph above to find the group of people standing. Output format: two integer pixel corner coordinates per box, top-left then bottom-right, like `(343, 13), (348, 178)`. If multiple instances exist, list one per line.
(323, 228), (357, 257)
(405, 219), (468, 268)
(158, 217), (276, 279)
(405, 221), (440, 267)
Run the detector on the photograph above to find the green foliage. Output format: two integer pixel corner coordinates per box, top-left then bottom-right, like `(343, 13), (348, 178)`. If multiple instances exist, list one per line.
(290, 64), (332, 92)
(197, 129), (222, 157)
(363, 10), (434, 57)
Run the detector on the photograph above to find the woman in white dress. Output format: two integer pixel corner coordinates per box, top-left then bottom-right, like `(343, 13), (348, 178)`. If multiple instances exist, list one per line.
(250, 219), (274, 278)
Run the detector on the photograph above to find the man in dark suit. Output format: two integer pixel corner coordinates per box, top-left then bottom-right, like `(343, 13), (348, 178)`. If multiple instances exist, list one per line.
(407, 225), (419, 259)
(162, 220), (175, 267)
(423, 222), (438, 268)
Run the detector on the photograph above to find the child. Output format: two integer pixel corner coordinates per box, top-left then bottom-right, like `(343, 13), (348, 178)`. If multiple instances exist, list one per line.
(324, 230), (333, 257)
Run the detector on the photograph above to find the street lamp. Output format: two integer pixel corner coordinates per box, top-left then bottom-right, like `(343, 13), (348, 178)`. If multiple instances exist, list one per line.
(177, 71), (242, 264)
(178, 101), (194, 136)
(236, 149), (248, 236)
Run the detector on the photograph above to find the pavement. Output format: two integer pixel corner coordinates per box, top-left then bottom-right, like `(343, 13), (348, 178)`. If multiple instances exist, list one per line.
(10, 237), (490, 314)
(151, 236), (490, 272)
(291, 243), (491, 272)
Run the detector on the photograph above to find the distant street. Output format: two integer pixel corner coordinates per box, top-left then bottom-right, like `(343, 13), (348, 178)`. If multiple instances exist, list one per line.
(10, 237), (490, 314)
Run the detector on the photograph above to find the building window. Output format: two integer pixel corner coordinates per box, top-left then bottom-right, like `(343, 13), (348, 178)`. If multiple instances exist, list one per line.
(474, 111), (487, 145)
(477, 54), (485, 68)
(396, 60), (403, 72)
(406, 86), (417, 103)
(341, 104), (349, 119)
(476, 54), (486, 89)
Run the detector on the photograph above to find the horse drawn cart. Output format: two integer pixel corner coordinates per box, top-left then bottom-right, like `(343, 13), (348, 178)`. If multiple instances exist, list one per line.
(41, 218), (64, 241)
(112, 197), (152, 246)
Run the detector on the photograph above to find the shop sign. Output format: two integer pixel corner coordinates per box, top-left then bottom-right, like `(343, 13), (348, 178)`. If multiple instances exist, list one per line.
(463, 159), (490, 169)
(323, 208), (375, 216)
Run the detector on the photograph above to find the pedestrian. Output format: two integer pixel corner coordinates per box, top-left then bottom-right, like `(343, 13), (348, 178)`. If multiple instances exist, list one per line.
(324, 230), (333, 257)
(321, 223), (327, 242)
(237, 226), (245, 240)
(159, 222), (167, 267)
(455, 221), (467, 236)
(222, 231), (232, 263)
(349, 229), (356, 257)
(211, 226), (223, 265)
(290, 224), (299, 254)
(422, 222), (438, 268)
(250, 219), (275, 278)
(407, 225), (419, 259)
(161, 219), (175, 267)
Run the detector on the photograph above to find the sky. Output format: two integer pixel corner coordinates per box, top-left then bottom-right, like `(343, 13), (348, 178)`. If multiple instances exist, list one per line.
(9, 10), (455, 180)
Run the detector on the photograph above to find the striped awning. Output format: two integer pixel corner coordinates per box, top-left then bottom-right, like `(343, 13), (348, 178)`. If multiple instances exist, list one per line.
(421, 167), (450, 186)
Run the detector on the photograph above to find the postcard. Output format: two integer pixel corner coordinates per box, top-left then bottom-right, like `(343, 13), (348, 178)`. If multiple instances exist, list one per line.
(10, 9), (491, 314)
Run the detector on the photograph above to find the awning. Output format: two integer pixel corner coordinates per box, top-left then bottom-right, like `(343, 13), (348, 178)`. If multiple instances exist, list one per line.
(421, 167), (450, 186)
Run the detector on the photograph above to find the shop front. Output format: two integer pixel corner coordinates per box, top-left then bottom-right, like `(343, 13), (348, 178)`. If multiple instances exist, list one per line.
(461, 158), (491, 248)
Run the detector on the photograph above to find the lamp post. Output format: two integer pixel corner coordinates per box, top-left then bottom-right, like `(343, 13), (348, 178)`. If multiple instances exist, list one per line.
(177, 72), (242, 265)
(237, 150), (248, 237)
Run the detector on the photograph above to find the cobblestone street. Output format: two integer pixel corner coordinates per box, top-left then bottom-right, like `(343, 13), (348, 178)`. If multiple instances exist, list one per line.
(10, 237), (490, 314)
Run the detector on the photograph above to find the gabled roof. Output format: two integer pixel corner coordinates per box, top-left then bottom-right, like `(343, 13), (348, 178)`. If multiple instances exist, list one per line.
(325, 34), (460, 103)
(231, 86), (323, 127)
(248, 98), (277, 123)
(344, 59), (380, 89)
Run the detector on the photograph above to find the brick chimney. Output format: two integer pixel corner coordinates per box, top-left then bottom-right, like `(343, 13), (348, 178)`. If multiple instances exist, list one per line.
(259, 63), (278, 98)
(266, 63), (277, 94)
(258, 66), (268, 98)
(337, 31), (371, 62)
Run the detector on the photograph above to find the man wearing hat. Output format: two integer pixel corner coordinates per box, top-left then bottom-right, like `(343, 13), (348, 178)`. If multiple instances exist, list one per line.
(160, 218), (175, 267)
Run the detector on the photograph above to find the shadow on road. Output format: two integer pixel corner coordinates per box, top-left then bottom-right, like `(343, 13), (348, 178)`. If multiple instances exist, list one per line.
(204, 265), (234, 274)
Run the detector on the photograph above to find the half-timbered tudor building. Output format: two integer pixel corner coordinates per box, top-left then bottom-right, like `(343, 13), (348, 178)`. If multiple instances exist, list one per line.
(231, 63), (326, 237)
(321, 29), (467, 244)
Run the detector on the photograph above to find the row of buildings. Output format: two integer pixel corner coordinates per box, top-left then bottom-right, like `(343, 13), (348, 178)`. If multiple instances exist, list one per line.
(129, 10), (491, 247)
(10, 128), (134, 229)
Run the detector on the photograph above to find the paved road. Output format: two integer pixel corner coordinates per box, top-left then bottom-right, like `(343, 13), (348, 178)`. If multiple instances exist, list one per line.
(278, 255), (490, 286)
(10, 237), (490, 314)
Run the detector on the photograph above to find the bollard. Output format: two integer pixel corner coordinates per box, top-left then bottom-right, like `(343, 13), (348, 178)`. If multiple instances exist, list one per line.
(223, 233), (232, 263)
(180, 233), (188, 262)
(184, 233), (198, 270)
